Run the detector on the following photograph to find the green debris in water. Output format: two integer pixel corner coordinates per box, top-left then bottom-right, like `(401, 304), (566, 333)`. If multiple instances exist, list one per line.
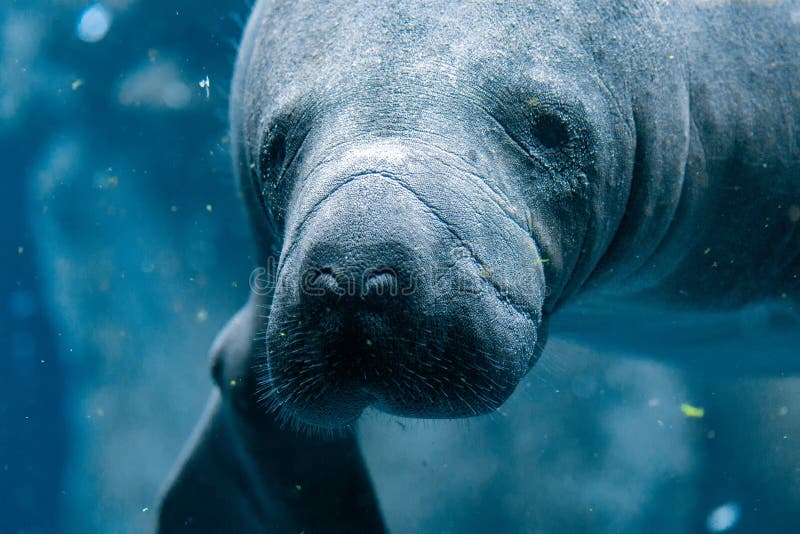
(681, 403), (705, 418)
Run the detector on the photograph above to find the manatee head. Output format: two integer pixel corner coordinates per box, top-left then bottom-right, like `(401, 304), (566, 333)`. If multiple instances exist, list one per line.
(230, 1), (633, 430)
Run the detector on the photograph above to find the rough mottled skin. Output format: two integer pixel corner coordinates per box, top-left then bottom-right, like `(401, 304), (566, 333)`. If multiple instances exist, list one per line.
(159, 1), (800, 531)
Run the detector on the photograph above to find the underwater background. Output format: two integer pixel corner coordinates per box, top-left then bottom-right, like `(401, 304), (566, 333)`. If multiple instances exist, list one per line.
(1, 1), (798, 533)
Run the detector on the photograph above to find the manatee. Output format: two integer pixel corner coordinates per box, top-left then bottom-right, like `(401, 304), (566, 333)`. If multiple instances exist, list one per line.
(158, 0), (800, 531)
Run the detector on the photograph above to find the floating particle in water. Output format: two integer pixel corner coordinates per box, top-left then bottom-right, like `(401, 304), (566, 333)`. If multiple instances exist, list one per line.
(706, 501), (740, 532)
(789, 205), (800, 223)
(17, 246), (24, 255)
(118, 63), (191, 110)
(680, 403), (705, 418)
(205, 204), (213, 212)
(76, 3), (112, 43)
(196, 309), (209, 323)
(199, 76), (211, 99)
(71, 79), (84, 91)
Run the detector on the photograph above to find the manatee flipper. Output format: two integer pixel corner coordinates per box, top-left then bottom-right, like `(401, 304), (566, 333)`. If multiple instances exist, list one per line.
(158, 299), (386, 533)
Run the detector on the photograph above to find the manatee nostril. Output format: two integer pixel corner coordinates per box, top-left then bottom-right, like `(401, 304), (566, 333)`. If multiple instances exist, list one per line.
(363, 270), (399, 299)
(304, 267), (342, 297)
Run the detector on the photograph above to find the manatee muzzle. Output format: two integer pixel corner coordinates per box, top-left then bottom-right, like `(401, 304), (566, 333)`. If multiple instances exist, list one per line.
(260, 156), (543, 430)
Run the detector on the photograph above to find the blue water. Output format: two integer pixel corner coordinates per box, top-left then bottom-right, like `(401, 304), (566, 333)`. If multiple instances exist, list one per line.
(1, 2), (798, 533)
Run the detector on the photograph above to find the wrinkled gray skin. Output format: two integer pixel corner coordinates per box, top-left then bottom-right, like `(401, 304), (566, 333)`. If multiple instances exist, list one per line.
(159, 0), (800, 531)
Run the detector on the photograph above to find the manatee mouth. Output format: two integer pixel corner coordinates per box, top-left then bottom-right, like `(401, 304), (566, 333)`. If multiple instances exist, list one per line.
(259, 293), (536, 431)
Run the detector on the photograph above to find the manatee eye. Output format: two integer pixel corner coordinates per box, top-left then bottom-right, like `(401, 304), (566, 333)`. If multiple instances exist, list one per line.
(531, 113), (570, 149)
(261, 133), (287, 181)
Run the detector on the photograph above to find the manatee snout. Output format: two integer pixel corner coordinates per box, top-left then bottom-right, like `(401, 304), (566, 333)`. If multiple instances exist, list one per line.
(260, 146), (546, 430)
